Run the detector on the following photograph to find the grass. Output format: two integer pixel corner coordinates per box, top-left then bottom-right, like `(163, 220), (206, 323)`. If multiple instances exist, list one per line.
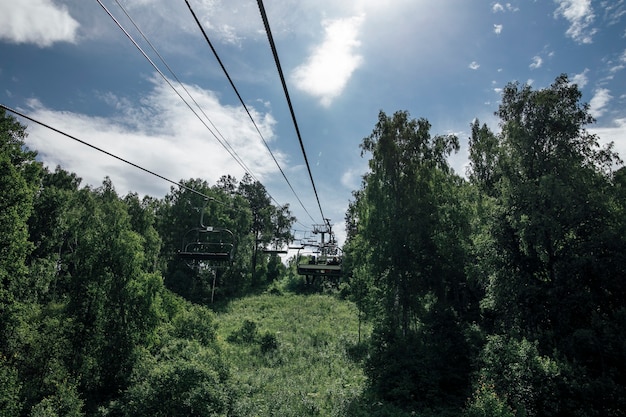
(216, 292), (371, 417)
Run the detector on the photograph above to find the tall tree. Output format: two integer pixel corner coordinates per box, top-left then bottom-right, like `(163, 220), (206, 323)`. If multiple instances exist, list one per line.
(350, 110), (475, 409)
(62, 179), (163, 410)
(472, 75), (626, 415)
(0, 109), (44, 416)
(124, 192), (162, 273)
(238, 174), (294, 286)
(157, 179), (253, 301)
(238, 174), (272, 285)
(0, 109), (41, 308)
(467, 118), (500, 195)
(27, 166), (82, 303)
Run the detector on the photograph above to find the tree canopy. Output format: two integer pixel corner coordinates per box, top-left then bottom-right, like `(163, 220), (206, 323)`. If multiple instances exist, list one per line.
(2, 76), (625, 416)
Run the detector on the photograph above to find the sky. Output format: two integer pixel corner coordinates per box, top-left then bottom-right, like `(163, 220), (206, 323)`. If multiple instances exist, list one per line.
(1, 0), (625, 245)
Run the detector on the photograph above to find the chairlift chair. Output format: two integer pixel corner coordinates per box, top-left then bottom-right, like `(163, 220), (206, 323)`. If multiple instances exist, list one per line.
(296, 247), (343, 278)
(178, 226), (235, 267)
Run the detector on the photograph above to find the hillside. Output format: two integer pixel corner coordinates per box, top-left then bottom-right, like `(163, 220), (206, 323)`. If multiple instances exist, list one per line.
(216, 293), (369, 417)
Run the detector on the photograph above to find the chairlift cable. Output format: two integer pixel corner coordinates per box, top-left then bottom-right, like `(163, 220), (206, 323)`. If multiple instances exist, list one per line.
(2, 102), (305, 249)
(111, 0), (258, 185)
(105, 0), (316, 227)
(1, 104), (209, 200)
(183, 0), (317, 224)
(96, 0), (256, 182)
(256, 0), (327, 224)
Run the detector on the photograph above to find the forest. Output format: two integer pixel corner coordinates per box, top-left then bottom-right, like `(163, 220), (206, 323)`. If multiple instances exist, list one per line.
(1, 75), (625, 416)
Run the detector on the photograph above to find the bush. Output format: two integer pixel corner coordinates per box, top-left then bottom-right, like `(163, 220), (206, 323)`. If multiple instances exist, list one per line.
(259, 332), (278, 353)
(0, 358), (22, 416)
(29, 380), (84, 417)
(227, 319), (258, 344)
(464, 377), (515, 417)
(476, 335), (560, 416)
(117, 340), (234, 417)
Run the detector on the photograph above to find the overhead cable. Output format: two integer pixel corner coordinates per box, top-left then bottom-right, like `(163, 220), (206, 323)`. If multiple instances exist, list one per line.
(111, 0), (257, 184)
(95, 0), (255, 182)
(103, 0), (310, 231)
(255, 0), (327, 223)
(183, 0), (317, 224)
(1, 104), (208, 200)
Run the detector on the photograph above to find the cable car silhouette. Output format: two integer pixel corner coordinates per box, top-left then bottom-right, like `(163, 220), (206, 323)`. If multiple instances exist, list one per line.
(177, 198), (235, 268)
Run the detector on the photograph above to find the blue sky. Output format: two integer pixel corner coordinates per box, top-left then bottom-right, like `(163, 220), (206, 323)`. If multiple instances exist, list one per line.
(1, 0), (625, 243)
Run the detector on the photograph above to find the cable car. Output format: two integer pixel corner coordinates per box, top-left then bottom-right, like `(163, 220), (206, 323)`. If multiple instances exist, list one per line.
(178, 226), (235, 266)
(296, 253), (342, 278)
(297, 220), (342, 283)
(177, 198), (235, 268)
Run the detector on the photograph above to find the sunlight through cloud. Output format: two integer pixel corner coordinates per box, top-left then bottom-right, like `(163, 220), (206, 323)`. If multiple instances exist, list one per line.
(589, 88), (612, 118)
(291, 15), (365, 107)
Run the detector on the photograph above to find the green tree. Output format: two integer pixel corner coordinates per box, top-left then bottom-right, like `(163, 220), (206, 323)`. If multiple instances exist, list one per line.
(472, 75), (626, 416)
(0, 109), (46, 416)
(467, 119), (500, 195)
(0, 108), (42, 308)
(119, 340), (234, 417)
(124, 192), (162, 273)
(157, 179), (252, 301)
(116, 297), (235, 417)
(27, 166), (82, 303)
(351, 110), (475, 410)
(61, 179), (163, 410)
(0, 354), (22, 416)
(0, 112), (88, 416)
(238, 174), (294, 286)
(238, 174), (273, 285)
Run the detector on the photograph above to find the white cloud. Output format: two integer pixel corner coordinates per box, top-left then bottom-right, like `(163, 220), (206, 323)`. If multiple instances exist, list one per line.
(554, 0), (597, 44)
(609, 49), (626, 73)
(570, 68), (589, 88)
(340, 167), (365, 190)
(603, 0), (626, 26)
(493, 3), (505, 13)
(529, 55), (543, 69)
(492, 3), (518, 13)
(291, 15), (365, 107)
(469, 61), (480, 70)
(590, 118), (626, 164)
(21, 78), (283, 198)
(589, 88), (612, 118)
(494, 24), (503, 34)
(0, 0), (79, 47)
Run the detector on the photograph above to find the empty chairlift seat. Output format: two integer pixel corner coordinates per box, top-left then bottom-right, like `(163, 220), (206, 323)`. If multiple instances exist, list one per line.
(297, 254), (342, 278)
(178, 226), (235, 265)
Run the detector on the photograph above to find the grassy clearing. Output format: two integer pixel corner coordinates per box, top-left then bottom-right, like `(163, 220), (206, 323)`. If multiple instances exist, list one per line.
(216, 293), (370, 417)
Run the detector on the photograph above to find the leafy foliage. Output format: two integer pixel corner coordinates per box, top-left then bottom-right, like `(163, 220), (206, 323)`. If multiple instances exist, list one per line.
(345, 110), (477, 411)
(2, 76), (626, 416)
(118, 339), (234, 417)
(463, 75), (626, 416)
